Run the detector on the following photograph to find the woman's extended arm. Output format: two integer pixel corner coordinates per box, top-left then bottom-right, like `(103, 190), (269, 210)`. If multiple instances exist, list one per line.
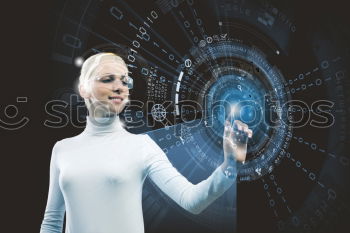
(40, 142), (65, 233)
(143, 135), (235, 215)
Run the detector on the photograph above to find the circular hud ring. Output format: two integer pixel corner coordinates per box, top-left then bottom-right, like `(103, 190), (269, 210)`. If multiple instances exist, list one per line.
(179, 41), (293, 181)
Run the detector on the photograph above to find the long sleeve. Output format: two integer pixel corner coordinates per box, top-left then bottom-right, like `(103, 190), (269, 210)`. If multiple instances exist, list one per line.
(143, 134), (235, 215)
(40, 142), (66, 233)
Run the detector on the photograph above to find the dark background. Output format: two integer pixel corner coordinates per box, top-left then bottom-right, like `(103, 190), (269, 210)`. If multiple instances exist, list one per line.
(1, 0), (349, 233)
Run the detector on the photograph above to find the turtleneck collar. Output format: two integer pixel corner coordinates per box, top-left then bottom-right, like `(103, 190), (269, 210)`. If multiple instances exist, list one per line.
(82, 114), (125, 135)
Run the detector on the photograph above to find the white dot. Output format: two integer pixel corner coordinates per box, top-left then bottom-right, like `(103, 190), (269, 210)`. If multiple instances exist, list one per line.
(74, 57), (84, 67)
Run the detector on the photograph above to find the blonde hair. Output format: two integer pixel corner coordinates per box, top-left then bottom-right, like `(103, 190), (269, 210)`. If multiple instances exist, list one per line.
(78, 52), (127, 109)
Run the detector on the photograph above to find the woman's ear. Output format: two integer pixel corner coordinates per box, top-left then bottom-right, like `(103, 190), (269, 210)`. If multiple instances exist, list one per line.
(79, 84), (91, 99)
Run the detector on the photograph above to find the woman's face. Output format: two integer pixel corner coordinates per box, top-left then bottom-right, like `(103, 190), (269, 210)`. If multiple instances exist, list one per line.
(86, 56), (130, 116)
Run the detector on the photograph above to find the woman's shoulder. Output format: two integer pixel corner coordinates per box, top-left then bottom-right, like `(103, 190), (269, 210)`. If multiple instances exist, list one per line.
(122, 132), (154, 147)
(122, 129), (150, 139)
(52, 133), (85, 150)
(128, 132), (151, 144)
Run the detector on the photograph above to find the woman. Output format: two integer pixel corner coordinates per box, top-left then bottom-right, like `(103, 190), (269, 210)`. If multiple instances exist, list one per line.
(40, 52), (253, 233)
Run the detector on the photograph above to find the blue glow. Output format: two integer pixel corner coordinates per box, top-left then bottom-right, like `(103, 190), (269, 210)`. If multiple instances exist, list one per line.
(206, 73), (266, 142)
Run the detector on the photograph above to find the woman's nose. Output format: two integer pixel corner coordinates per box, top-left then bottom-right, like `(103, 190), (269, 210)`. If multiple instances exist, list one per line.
(113, 88), (121, 94)
(111, 79), (125, 90)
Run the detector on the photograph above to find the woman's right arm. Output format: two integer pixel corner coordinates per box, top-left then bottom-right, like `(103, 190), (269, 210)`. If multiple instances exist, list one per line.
(40, 142), (65, 233)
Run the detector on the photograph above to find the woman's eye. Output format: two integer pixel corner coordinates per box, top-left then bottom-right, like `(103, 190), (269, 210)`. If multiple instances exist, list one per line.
(122, 81), (128, 86)
(101, 76), (114, 83)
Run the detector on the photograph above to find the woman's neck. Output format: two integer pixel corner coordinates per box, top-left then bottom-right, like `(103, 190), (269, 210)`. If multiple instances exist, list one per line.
(90, 111), (118, 118)
(83, 112), (125, 135)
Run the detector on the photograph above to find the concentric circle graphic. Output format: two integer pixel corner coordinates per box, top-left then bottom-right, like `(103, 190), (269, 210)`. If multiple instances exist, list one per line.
(176, 41), (292, 180)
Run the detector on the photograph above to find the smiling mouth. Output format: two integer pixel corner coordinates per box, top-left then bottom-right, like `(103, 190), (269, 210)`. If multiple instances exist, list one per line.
(108, 96), (124, 101)
(108, 96), (124, 104)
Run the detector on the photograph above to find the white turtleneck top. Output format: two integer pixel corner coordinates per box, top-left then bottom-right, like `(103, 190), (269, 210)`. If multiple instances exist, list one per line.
(40, 115), (235, 233)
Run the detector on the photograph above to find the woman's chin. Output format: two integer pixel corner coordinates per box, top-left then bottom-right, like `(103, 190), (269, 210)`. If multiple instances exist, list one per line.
(89, 99), (127, 115)
(109, 104), (125, 114)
